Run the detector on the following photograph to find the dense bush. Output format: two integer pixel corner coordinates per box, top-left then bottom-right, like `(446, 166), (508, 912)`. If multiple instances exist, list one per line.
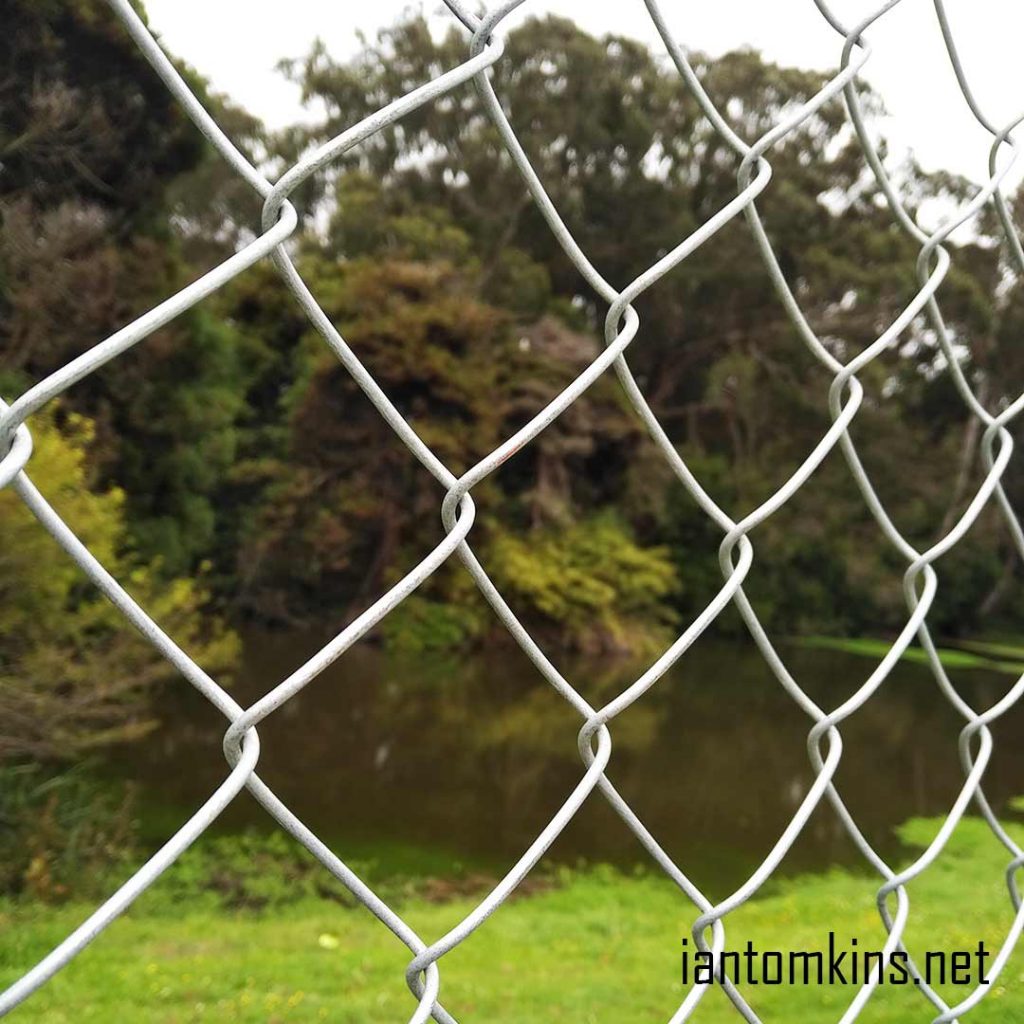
(0, 405), (238, 763)
(489, 514), (678, 654)
(0, 764), (136, 902)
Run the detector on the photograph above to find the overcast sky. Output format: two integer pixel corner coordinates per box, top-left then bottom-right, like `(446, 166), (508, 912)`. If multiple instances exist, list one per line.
(143, 0), (1023, 186)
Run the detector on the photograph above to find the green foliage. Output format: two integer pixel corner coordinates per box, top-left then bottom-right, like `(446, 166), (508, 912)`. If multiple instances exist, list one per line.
(1, 0), (202, 215)
(378, 594), (488, 655)
(329, 173), (476, 266)
(103, 305), (249, 576)
(797, 635), (1024, 676)
(0, 764), (136, 903)
(489, 514), (678, 654)
(234, 257), (512, 620)
(0, 406), (239, 762)
(145, 830), (510, 914)
(0, 0), (267, 584)
(151, 831), (353, 912)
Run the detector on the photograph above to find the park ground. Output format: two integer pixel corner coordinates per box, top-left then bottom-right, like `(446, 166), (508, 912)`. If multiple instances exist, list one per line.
(3, 815), (1024, 1023)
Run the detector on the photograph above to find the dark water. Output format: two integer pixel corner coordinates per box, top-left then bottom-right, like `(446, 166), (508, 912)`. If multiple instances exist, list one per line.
(115, 630), (1024, 895)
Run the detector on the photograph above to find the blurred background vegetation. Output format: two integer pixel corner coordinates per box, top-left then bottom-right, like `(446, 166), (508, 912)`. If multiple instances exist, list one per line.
(5, 1), (1024, 1018)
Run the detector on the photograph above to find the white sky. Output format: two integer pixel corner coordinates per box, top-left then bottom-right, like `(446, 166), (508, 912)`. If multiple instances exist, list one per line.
(143, 0), (1023, 186)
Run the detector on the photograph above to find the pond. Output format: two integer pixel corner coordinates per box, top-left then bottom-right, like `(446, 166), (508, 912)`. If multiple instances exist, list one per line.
(114, 629), (1024, 897)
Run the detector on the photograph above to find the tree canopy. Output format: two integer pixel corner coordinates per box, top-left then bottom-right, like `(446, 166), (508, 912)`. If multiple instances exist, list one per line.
(4, 2), (1024, 694)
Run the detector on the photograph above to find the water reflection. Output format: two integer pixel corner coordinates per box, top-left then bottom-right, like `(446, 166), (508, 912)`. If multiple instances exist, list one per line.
(116, 632), (1024, 895)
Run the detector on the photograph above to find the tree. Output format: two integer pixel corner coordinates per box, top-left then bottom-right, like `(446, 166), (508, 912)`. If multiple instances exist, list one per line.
(271, 14), (1024, 640)
(0, 0), (264, 579)
(0, 405), (238, 762)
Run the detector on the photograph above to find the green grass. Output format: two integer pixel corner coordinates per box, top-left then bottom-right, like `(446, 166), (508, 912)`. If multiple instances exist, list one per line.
(3, 816), (1024, 1022)
(796, 635), (1024, 677)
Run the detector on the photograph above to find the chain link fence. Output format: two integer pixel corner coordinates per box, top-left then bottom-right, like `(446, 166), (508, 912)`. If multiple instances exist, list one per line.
(3, 0), (1024, 1020)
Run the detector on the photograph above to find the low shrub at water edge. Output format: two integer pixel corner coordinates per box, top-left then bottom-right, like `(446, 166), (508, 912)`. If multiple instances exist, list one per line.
(0, 782), (563, 912)
(0, 763), (137, 903)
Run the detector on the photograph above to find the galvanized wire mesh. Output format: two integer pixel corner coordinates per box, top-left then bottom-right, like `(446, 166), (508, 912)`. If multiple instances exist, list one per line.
(3, 0), (1024, 1020)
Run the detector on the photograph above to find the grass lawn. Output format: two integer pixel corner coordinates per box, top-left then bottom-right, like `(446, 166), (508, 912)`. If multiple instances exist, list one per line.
(3, 816), (1024, 1022)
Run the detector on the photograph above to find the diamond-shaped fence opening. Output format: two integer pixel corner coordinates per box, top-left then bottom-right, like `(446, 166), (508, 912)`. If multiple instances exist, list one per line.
(3, 0), (1024, 1021)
